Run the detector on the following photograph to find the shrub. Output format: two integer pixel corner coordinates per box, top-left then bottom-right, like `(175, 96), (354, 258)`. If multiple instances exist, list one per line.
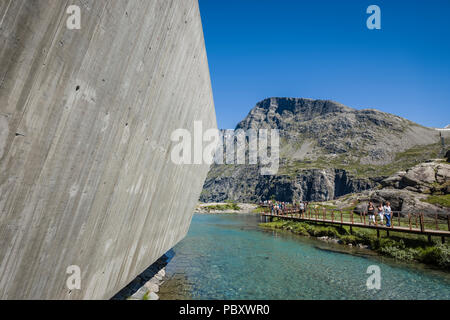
(292, 225), (309, 236)
(311, 226), (338, 238)
(379, 246), (417, 261)
(340, 235), (357, 245)
(417, 244), (450, 269)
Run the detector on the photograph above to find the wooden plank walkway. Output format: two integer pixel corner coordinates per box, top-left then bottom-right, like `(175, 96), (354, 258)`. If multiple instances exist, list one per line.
(261, 208), (450, 239)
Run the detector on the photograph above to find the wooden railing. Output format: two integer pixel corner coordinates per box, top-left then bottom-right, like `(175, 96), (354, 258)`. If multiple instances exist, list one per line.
(262, 205), (450, 240)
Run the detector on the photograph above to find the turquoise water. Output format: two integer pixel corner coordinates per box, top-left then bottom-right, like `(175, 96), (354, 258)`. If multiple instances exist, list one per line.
(158, 214), (450, 300)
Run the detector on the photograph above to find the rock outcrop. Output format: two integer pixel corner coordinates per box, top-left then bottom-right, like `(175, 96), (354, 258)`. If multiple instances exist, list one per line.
(381, 160), (450, 194)
(330, 160), (450, 214)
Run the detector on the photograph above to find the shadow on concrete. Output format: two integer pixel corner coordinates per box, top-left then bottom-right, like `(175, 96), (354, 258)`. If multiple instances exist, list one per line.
(111, 249), (175, 300)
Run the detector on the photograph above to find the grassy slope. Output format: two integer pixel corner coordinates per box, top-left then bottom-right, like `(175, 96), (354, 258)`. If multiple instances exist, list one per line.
(280, 143), (441, 179)
(422, 194), (450, 208)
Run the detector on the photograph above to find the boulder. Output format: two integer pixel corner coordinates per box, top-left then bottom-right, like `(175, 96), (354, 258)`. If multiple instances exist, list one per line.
(404, 163), (436, 185)
(144, 282), (159, 293)
(381, 161), (450, 195)
(148, 292), (159, 300)
(436, 164), (450, 185)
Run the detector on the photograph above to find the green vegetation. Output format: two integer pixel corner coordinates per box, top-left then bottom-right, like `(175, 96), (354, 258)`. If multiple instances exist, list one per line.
(142, 291), (150, 300)
(308, 202), (357, 212)
(260, 219), (450, 270)
(309, 203), (337, 210)
(203, 201), (241, 212)
(279, 143), (442, 179)
(421, 194), (450, 208)
(252, 206), (267, 213)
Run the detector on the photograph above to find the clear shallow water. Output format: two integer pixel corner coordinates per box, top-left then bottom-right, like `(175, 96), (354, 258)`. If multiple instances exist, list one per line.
(159, 214), (450, 300)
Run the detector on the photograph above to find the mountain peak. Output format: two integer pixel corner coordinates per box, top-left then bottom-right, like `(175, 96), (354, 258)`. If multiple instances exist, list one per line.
(255, 97), (353, 115)
(236, 97), (354, 130)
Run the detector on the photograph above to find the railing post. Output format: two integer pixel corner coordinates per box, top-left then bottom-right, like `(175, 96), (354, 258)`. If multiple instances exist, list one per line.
(408, 213), (412, 231)
(420, 213), (424, 233)
(351, 211), (354, 224)
(435, 214), (438, 231)
(340, 210), (343, 224)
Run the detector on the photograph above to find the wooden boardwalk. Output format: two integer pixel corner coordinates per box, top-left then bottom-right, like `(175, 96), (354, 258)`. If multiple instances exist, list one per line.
(261, 207), (450, 241)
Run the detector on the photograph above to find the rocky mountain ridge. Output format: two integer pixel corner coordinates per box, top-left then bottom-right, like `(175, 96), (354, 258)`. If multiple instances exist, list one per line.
(201, 97), (444, 203)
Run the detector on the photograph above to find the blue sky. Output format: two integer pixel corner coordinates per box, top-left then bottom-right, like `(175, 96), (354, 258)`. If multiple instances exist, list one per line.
(198, 0), (450, 129)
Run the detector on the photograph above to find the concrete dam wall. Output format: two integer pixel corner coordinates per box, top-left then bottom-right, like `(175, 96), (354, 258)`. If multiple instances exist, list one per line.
(0, 0), (216, 299)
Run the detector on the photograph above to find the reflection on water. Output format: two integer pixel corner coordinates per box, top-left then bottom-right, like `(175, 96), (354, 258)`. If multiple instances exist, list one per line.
(159, 214), (450, 300)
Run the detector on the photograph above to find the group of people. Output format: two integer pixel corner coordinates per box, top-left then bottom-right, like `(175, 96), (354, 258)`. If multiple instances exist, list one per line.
(267, 201), (288, 215)
(367, 201), (392, 227)
(264, 200), (308, 216)
(264, 199), (393, 228)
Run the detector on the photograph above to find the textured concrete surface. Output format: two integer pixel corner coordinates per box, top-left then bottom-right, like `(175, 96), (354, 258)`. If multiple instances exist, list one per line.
(0, 0), (216, 299)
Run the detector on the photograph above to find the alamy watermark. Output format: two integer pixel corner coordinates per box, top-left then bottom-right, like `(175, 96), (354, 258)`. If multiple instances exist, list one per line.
(366, 5), (381, 30)
(170, 121), (280, 175)
(366, 265), (381, 290)
(66, 265), (81, 290)
(65, 4), (381, 31)
(66, 5), (81, 30)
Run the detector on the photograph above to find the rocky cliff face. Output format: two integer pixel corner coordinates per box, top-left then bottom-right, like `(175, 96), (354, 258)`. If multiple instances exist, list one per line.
(201, 165), (378, 203)
(201, 97), (441, 203)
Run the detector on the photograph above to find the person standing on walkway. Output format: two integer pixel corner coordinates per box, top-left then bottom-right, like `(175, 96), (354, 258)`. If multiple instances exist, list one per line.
(299, 202), (305, 217)
(368, 201), (375, 225)
(383, 201), (392, 227)
(377, 203), (384, 225)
